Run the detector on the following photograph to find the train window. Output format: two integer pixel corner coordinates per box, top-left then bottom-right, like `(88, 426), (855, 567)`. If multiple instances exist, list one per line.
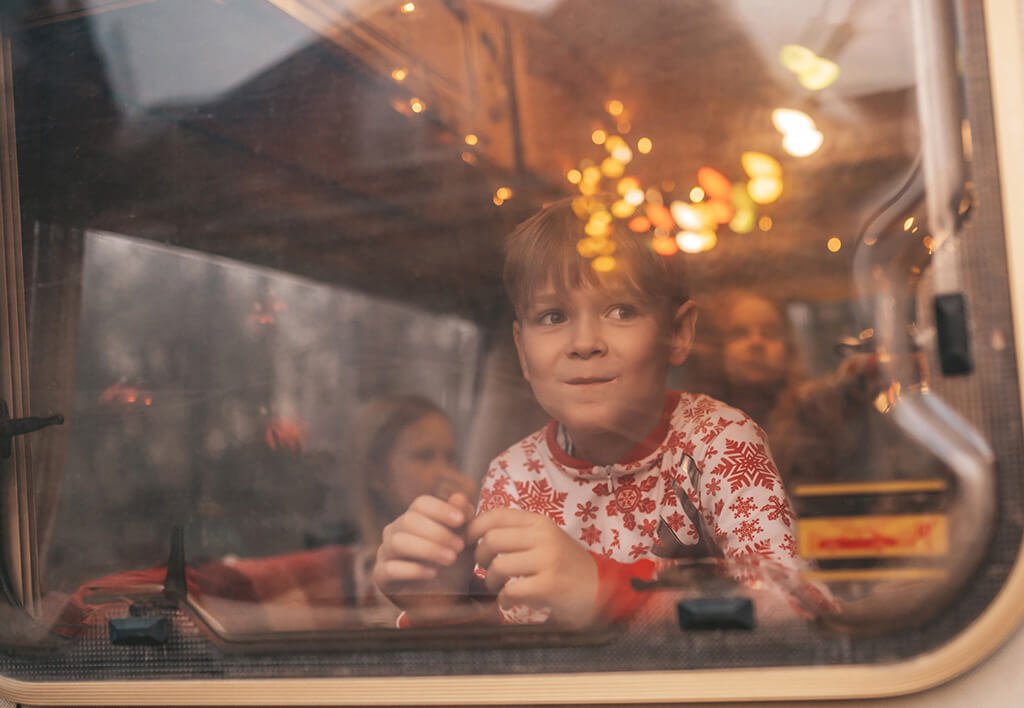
(2, 0), (1023, 703)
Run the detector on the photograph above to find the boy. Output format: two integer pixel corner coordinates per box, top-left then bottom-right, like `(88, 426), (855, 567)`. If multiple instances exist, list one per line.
(374, 197), (821, 628)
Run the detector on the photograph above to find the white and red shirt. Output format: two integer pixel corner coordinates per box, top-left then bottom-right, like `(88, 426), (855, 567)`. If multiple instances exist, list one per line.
(477, 391), (820, 623)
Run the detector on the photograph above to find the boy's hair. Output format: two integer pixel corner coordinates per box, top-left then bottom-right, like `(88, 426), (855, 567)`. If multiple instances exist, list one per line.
(503, 196), (690, 317)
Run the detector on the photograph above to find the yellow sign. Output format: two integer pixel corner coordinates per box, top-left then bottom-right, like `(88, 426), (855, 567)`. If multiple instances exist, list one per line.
(798, 515), (948, 559)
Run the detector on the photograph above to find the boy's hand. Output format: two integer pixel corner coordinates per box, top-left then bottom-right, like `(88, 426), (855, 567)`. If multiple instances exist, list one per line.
(468, 508), (599, 629)
(373, 492), (476, 618)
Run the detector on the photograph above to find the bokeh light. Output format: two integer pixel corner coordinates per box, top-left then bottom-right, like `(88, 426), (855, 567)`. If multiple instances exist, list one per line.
(782, 128), (823, 157)
(676, 230), (717, 254)
(747, 177), (783, 204)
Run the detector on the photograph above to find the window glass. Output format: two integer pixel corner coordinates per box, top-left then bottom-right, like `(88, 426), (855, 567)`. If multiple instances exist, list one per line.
(2, 0), (1018, 687)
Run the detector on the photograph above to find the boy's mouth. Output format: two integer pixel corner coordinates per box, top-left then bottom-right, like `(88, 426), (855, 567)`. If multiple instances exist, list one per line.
(564, 376), (616, 385)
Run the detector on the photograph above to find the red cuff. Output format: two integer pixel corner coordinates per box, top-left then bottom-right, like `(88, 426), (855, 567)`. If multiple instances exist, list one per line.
(591, 553), (657, 623)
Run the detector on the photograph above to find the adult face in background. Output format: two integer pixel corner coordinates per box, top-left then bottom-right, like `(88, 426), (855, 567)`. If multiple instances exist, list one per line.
(721, 294), (789, 393)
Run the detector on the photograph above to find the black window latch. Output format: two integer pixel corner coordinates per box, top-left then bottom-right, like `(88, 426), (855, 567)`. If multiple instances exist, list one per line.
(0, 400), (64, 460)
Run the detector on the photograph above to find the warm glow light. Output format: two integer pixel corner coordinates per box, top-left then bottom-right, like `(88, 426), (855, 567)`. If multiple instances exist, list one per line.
(617, 119), (631, 134)
(779, 44), (817, 73)
(676, 230), (717, 254)
(582, 166), (602, 184)
(758, 216), (773, 231)
(592, 255), (617, 273)
(617, 176), (640, 195)
(606, 99), (624, 116)
(697, 166), (732, 200)
(567, 169), (582, 184)
(585, 217), (611, 238)
(624, 188), (645, 206)
(652, 235), (679, 256)
(798, 57), (840, 90)
(903, 216), (915, 231)
(409, 98), (425, 113)
(923, 235), (936, 252)
(571, 197), (593, 219)
(601, 157), (625, 178)
(771, 108), (815, 134)
(493, 196), (504, 206)
(604, 135), (626, 152)
(827, 236), (842, 252)
(741, 151), (782, 178)
(401, 2), (416, 12)
(707, 199), (734, 225)
(611, 145), (633, 164)
(611, 199), (635, 219)
(464, 133), (479, 146)
(461, 151), (476, 164)
(661, 179), (676, 192)
(689, 187), (705, 202)
(747, 177), (783, 204)
(577, 238), (600, 258)
(730, 208), (755, 234)
(592, 129), (607, 145)
(670, 201), (706, 231)
(637, 137), (653, 154)
(628, 216), (651, 232)
(495, 186), (513, 200)
(646, 203), (674, 231)
(782, 128), (823, 157)
(645, 187), (663, 206)
(730, 183), (756, 234)
(391, 67), (408, 82)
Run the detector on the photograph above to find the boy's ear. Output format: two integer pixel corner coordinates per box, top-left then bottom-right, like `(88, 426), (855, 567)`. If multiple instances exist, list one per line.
(512, 320), (531, 381)
(668, 301), (699, 366)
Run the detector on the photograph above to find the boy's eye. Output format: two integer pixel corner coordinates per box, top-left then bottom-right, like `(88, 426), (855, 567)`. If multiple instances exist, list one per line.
(537, 310), (567, 325)
(607, 304), (639, 320)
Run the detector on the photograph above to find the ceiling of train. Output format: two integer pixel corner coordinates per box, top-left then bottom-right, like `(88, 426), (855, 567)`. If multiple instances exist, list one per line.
(10, 0), (921, 320)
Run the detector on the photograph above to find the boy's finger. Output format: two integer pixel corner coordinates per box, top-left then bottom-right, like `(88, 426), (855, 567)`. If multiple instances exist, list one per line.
(389, 512), (466, 554)
(389, 530), (461, 566)
(409, 494), (468, 528)
(483, 550), (539, 592)
(466, 507), (535, 541)
(497, 574), (547, 608)
(474, 527), (537, 567)
(445, 491), (477, 520)
(375, 559), (439, 584)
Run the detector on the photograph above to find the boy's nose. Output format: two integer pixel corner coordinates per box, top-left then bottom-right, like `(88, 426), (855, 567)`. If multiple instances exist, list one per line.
(568, 318), (607, 359)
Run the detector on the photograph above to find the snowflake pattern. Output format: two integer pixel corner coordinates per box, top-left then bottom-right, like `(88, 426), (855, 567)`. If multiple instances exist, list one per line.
(513, 479), (568, 525)
(729, 496), (757, 518)
(575, 501), (599, 522)
(475, 392), (804, 618)
(760, 495), (794, 527)
(579, 524), (602, 546)
(711, 439), (778, 493)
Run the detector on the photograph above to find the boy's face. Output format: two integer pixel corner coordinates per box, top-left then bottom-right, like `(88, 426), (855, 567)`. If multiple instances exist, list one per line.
(513, 281), (696, 443)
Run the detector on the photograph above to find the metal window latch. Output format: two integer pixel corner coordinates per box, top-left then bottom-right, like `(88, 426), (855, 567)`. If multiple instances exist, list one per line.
(0, 400), (64, 459)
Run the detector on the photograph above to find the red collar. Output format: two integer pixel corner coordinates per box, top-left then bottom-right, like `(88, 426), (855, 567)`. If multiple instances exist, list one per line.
(544, 391), (680, 469)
